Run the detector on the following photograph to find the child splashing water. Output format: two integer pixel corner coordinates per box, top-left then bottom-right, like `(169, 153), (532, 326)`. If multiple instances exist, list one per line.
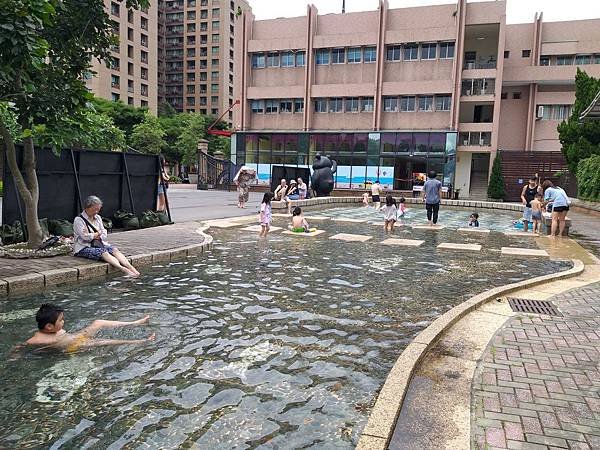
(379, 194), (398, 232)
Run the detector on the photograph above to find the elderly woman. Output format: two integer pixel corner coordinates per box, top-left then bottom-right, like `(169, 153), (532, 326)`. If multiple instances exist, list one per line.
(233, 166), (256, 209)
(273, 178), (288, 201)
(73, 196), (140, 277)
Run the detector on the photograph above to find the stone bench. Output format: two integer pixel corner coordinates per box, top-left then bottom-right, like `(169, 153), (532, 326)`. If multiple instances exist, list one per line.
(542, 212), (571, 236)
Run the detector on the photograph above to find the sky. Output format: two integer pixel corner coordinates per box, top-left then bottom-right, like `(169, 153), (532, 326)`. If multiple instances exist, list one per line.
(247, 0), (600, 24)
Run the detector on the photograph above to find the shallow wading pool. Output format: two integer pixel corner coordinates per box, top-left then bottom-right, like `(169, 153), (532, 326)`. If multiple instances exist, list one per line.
(0, 207), (570, 449)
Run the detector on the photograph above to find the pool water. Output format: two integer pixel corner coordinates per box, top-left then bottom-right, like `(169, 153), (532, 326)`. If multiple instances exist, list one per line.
(0, 208), (569, 449)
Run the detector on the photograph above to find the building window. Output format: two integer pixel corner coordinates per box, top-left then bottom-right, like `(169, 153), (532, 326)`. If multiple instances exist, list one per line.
(421, 43), (437, 60)
(212, 33), (219, 42)
(141, 33), (148, 47)
(314, 98), (327, 113)
(540, 56), (550, 66)
(347, 47), (362, 63)
(345, 97), (359, 112)
(539, 104), (572, 121)
(503, 50), (510, 59)
(328, 97), (343, 113)
(383, 96), (398, 112)
(251, 100), (264, 113)
(211, 58), (219, 66)
(187, 23), (196, 32)
(361, 97), (374, 112)
(522, 49), (531, 58)
(252, 53), (265, 68)
(141, 67), (148, 80)
(363, 47), (376, 63)
(575, 55), (592, 65)
(128, 8), (133, 23)
(111, 74), (120, 88)
(111, 93), (120, 102)
(128, 97), (134, 105)
(400, 96), (416, 112)
(110, 2), (120, 17)
(281, 51), (294, 67)
(211, 71), (218, 80)
(211, 46), (219, 55)
(294, 99), (304, 113)
(501, 92), (508, 99)
(211, 95), (219, 103)
(187, 85), (195, 94)
(212, 20), (220, 29)
(127, 27), (133, 41)
(187, 97), (195, 106)
(128, 62), (134, 76)
(280, 99), (293, 113)
(187, 48), (196, 58)
(435, 95), (451, 111)
(418, 95), (433, 111)
(331, 48), (345, 64)
(188, 60), (196, 70)
(211, 83), (219, 92)
(141, 17), (148, 30)
(141, 100), (148, 108)
(513, 92), (521, 99)
(212, 7), (220, 17)
(267, 52), (280, 67)
(187, 36), (196, 45)
(265, 99), (278, 114)
(127, 79), (134, 93)
(188, 11), (196, 20)
(296, 51), (305, 66)
(557, 55), (573, 66)
(316, 49), (330, 65)
(386, 45), (401, 62)
(439, 42), (455, 59)
(110, 57), (120, 70)
(404, 44), (418, 61)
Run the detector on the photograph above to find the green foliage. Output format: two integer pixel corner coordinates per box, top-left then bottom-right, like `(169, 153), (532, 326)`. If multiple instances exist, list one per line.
(92, 96), (147, 139)
(158, 101), (177, 118)
(487, 153), (506, 200)
(557, 69), (600, 174)
(130, 113), (165, 154)
(175, 114), (207, 165)
(576, 154), (600, 201)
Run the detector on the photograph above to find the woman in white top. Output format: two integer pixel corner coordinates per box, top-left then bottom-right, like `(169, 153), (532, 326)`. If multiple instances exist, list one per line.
(73, 196), (140, 277)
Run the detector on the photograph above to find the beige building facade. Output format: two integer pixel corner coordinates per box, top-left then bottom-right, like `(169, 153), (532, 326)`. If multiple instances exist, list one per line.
(232, 0), (600, 197)
(159, 0), (249, 122)
(86, 0), (159, 113)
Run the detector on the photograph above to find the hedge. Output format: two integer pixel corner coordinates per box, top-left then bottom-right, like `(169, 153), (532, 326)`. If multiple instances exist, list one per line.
(577, 154), (600, 201)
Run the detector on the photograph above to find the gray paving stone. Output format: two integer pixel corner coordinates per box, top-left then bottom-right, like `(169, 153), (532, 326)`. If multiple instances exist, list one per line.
(41, 268), (78, 286)
(525, 433), (568, 448)
(5, 273), (45, 294)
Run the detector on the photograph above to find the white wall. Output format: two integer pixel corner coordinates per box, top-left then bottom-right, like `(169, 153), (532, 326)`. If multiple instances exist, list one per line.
(455, 151), (472, 196)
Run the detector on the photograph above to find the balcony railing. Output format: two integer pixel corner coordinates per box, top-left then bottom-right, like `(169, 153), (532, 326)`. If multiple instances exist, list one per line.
(463, 61), (496, 70)
(459, 131), (492, 147)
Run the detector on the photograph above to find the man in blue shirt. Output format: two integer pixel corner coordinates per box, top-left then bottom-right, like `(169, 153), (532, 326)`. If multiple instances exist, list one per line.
(422, 170), (443, 225)
(542, 179), (570, 237)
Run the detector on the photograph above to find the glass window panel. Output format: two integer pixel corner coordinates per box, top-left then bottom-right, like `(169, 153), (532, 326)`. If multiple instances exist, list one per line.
(404, 44), (418, 60)
(296, 51), (305, 66)
(429, 133), (446, 154)
(267, 52), (280, 67)
(294, 99), (304, 113)
(396, 132), (413, 153)
(386, 45), (401, 61)
(364, 46), (376, 63)
(418, 95), (433, 111)
(421, 43), (437, 59)
(383, 96), (398, 112)
(281, 51), (295, 67)
(314, 98), (327, 113)
(367, 133), (380, 166)
(347, 47), (362, 63)
(380, 133), (396, 154)
(361, 97), (374, 112)
(316, 49), (330, 65)
(331, 48), (345, 64)
(414, 133), (430, 154)
(400, 96), (416, 112)
(252, 53), (265, 68)
(345, 97), (359, 112)
(439, 42), (455, 59)
(328, 97), (343, 113)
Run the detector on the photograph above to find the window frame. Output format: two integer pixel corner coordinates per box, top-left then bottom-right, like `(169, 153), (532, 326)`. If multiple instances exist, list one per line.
(345, 97), (360, 113)
(435, 95), (451, 111)
(363, 47), (377, 63)
(266, 52), (280, 67)
(328, 97), (343, 113)
(439, 42), (455, 59)
(316, 49), (330, 65)
(347, 47), (362, 63)
(404, 44), (418, 61)
(421, 43), (437, 60)
(400, 96), (416, 112)
(279, 99), (293, 113)
(331, 48), (345, 64)
(251, 53), (265, 68)
(296, 51), (305, 66)
(361, 97), (374, 112)
(281, 51), (295, 67)
(383, 96), (398, 112)
(314, 98), (327, 113)
(386, 45), (401, 62)
(418, 95), (434, 112)
(265, 99), (278, 114)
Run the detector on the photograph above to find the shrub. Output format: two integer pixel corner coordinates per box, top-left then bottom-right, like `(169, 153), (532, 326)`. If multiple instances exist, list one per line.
(576, 154), (600, 201)
(168, 175), (182, 184)
(487, 153), (506, 200)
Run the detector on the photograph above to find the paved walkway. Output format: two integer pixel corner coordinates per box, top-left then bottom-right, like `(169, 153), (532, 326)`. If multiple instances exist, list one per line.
(472, 282), (600, 450)
(569, 209), (600, 259)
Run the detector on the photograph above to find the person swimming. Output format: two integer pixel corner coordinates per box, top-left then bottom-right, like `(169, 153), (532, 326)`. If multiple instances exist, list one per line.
(290, 207), (316, 233)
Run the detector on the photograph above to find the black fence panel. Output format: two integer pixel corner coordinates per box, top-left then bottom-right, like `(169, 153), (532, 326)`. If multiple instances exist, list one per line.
(3, 146), (159, 225)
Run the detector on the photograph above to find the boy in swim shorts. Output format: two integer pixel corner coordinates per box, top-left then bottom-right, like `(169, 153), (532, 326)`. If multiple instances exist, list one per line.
(25, 304), (155, 352)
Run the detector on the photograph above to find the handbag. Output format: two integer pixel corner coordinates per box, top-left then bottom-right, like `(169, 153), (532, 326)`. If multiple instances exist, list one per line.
(79, 215), (104, 248)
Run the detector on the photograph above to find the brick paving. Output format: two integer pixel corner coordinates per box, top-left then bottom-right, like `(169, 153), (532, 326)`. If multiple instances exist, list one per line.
(0, 221), (205, 279)
(472, 282), (600, 449)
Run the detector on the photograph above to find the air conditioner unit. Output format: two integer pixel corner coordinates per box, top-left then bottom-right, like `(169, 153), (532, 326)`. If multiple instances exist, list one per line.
(536, 105), (544, 119)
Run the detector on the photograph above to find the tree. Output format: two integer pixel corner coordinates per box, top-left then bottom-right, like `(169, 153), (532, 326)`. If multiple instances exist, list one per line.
(92, 96), (147, 141)
(487, 153), (506, 200)
(175, 113), (207, 165)
(557, 69), (600, 174)
(130, 113), (165, 154)
(0, 0), (148, 247)
(157, 101), (177, 118)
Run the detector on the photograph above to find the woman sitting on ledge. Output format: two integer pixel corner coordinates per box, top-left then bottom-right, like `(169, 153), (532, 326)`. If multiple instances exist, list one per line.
(73, 195), (140, 278)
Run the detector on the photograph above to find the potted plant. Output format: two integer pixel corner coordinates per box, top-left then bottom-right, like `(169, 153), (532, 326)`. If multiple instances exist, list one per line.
(487, 154), (506, 201)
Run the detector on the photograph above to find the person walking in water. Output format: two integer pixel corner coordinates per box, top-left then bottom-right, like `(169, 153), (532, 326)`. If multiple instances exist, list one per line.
(422, 170), (442, 226)
(520, 176), (538, 232)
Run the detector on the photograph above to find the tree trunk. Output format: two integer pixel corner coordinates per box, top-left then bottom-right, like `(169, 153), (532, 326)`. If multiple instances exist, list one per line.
(0, 123), (43, 248)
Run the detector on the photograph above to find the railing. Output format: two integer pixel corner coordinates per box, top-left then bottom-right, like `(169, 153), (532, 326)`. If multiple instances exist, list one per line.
(463, 61), (497, 70)
(197, 150), (238, 191)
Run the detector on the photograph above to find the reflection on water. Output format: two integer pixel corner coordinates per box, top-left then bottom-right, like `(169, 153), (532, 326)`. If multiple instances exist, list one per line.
(0, 210), (569, 449)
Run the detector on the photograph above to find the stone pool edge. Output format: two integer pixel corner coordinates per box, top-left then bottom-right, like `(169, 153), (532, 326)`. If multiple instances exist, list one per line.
(0, 227), (214, 297)
(356, 258), (585, 450)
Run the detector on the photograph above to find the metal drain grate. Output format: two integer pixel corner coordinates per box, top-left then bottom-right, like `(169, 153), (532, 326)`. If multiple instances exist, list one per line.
(507, 298), (562, 316)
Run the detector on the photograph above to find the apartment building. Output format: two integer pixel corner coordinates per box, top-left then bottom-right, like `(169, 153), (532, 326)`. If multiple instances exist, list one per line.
(86, 0), (159, 113)
(159, 0), (249, 122)
(232, 0), (600, 196)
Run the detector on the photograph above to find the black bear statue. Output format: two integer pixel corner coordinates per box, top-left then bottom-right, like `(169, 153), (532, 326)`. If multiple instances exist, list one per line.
(311, 153), (337, 197)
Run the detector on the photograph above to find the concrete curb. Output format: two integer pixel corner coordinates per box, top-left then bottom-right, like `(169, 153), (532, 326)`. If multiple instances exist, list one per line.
(356, 259), (585, 450)
(272, 196), (525, 213)
(0, 228), (213, 297)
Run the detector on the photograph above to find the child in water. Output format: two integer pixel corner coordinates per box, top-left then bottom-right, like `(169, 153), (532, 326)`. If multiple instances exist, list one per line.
(530, 193), (543, 234)
(398, 197), (407, 218)
(25, 303), (154, 352)
(259, 192), (273, 237)
(469, 213), (479, 227)
(291, 207), (315, 232)
(379, 194), (398, 232)
(362, 192), (370, 207)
